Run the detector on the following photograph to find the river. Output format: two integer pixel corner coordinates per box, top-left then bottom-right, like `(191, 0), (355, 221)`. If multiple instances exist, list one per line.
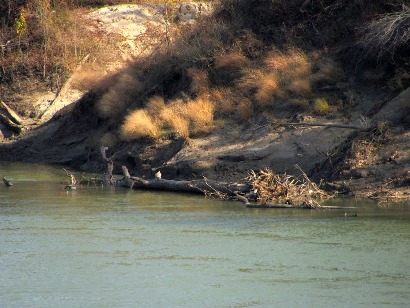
(1, 162), (409, 307)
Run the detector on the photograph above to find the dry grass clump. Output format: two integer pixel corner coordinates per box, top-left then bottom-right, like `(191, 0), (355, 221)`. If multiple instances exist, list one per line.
(186, 96), (215, 134)
(120, 109), (160, 140)
(236, 98), (254, 120)
(214, 51), (250, 71)
(237, 69), (281, 106)
(187, 68), (210, 95)
(312, 98), (330, 115)
(146, 95), (166, 117)
(97, 73), (144, 118)
(236, 48), (312, 107)
(160, 101), (190, 138)
(248, 166), (329, 205)
(210, 87), (237, 116)
(264, 49), (311, 77)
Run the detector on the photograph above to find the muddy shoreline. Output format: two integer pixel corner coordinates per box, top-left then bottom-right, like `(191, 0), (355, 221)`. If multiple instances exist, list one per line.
(0, 88), (408, 204)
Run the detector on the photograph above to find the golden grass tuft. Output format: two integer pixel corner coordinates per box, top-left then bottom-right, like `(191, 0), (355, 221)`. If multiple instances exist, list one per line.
(97, 88), (127, 119)
(238, 69), (281, 105)
(99, 132), (117, 148)
(71, 64), (106, 91)
(313, 98), (330, 115)
(186, 96), (215, 134)
(254, 74), (280, 105)
(264, 49), (311, 78)
(160, 102), (190, 138)
(288, 78), (312, 96)
(120, 109), (160, 140)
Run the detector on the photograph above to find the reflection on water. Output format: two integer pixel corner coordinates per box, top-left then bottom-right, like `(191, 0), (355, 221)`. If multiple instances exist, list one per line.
(1, 162), (410, 307)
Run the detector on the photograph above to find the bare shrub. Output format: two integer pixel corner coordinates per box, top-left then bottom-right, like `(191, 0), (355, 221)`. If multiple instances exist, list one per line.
(120, 109), (160, 140)
(160, 101), (190, 138)
(358, 6), (410, 59)
(248, 167), (329, 205)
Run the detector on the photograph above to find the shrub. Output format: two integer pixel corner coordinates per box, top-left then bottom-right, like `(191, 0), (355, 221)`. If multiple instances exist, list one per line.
(210, 87), (236, 116)
(358, 6), (410, 59)
(120, 109), (160, 140)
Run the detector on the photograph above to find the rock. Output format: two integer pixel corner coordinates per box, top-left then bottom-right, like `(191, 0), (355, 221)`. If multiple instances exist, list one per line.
(372, 86), (410, 125)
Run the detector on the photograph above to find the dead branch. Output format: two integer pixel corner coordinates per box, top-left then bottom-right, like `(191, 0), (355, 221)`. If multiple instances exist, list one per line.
(40, 54), (90, 120)
(0, 101), (23, 125)
(279, 122), (361, 129)
(0, 113), (22, 133)
(100, 146), (114, 185)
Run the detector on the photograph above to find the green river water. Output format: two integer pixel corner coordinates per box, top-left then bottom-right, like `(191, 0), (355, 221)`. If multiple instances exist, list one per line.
(1, 162), (409, 307)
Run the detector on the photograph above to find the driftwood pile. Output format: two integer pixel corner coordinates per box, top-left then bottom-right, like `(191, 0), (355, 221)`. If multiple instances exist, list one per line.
(246, 166), (330, 207)
(93, 146), (357, 209)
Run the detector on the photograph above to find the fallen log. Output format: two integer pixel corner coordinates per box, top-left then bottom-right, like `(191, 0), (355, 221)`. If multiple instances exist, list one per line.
(0, 101), (23, 125)
(0, 113), (22, 133)
(279, 122), (361, 129)
(116, 165), (251, 195)
(40, 54), (90, 120)
(246, 203), (358, 209)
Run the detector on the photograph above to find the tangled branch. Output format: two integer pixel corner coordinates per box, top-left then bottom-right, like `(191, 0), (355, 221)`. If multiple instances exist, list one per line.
(359, 6), (410, 59)
(247, 165), (330, 205)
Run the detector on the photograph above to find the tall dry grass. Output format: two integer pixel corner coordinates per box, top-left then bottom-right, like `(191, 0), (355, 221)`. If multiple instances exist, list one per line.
(186, 96), (215, 134)
(120, 109), (160, 140)
(160, 101), (190, 138)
